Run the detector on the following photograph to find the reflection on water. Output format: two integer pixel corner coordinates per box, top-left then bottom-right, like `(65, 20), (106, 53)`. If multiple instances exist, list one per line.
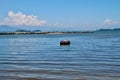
(0, 33), (120, 80)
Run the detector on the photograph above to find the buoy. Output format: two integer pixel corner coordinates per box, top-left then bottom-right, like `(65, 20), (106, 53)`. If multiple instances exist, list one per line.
(60, 40), (70, 45)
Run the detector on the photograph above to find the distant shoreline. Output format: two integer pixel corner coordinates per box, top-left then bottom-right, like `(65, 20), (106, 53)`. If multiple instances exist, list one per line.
(0, 31), (95, 35)
(0, 28), (120, 35)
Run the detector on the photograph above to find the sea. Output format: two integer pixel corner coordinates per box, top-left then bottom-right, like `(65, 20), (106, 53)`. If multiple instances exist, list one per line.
(0, 31), (120, 80)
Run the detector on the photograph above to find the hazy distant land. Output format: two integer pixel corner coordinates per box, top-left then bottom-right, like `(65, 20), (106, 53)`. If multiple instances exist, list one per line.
(0, 25), (120, 35)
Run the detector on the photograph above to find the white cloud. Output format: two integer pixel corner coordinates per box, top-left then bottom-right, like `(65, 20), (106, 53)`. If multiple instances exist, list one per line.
(104, 19), (112, 24)
(1, 11), (46, 26)
(103, 19), (120, 26)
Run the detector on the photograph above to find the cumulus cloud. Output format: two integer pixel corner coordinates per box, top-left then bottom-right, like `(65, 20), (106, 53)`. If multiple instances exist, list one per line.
(103, 19), (120, 26)
(104, 19), (112, 24)
(1, 11), (46, 26)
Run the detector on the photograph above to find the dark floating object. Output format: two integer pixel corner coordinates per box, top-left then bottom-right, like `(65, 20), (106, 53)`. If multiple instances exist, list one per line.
(60, 40), (71, 45)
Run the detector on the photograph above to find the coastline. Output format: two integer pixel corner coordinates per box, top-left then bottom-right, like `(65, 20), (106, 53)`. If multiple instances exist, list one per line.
(0, 31), (95, 35)
(0, 28), (120, 35)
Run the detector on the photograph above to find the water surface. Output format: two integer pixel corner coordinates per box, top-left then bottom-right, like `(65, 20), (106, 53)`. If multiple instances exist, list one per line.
(0, 32), (120, 80)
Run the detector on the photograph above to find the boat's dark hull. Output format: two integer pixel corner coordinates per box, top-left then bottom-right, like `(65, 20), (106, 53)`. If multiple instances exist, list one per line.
(60, 40), (70, 45)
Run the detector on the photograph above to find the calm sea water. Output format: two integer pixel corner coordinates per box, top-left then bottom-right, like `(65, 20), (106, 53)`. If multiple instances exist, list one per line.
(0, 31), (120, 80)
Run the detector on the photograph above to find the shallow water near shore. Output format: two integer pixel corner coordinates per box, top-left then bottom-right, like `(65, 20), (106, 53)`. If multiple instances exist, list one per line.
(0, 31), (120, 80)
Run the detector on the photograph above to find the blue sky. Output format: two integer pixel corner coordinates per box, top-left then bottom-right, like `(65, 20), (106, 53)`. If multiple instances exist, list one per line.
(0, 0), (120, 31)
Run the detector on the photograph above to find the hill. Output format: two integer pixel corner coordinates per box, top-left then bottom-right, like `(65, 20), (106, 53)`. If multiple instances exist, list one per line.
(0, 25), (18, 32)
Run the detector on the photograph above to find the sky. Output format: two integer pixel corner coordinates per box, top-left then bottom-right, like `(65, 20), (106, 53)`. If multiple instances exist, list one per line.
(0, 0), (120, 31)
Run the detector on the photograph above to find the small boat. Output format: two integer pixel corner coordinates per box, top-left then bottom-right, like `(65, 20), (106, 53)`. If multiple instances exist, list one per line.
(60, 40), (71, 45)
